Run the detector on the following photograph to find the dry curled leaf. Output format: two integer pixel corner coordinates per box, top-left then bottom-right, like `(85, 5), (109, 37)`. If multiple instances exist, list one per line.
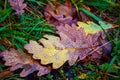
(1, 48), (51, 77)
(9, 0), (27, 15)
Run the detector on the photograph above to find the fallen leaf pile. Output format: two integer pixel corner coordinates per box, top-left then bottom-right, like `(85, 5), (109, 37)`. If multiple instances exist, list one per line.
(1, 0), (114, 77)
(24, 21), (112, 69)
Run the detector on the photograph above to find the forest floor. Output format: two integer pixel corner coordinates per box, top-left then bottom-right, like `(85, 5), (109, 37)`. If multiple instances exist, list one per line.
(0, 0), (120, 80)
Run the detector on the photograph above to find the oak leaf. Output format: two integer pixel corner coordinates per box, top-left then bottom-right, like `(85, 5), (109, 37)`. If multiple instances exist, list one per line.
(24, 35), (69, 69)
(24, 21), (112, 69)
(77, 21), (112, 35)
(56, 22), (112, 64)
(24, 22), (112, 69)
(57, 24), (102, 65)
(1, 48), (51, 77)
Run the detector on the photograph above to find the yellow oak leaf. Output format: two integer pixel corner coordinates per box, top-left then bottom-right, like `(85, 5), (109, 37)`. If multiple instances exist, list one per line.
(24, 35), (69, 69)
(77, 21), (112, 35)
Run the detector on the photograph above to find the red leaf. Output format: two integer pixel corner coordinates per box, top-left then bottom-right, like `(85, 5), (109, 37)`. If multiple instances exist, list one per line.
(0, 71), (13, 79)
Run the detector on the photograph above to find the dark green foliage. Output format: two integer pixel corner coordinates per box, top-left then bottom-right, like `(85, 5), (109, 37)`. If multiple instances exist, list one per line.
(87, 0), (119, 10)
(0, 0), (55, 51)
(0, 14), (55, 50)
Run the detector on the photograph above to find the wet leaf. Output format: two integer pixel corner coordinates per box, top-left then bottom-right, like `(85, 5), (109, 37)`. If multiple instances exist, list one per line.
(24, 35), (69, 69)
(24, 22), (111, 69)
(77, 21), (112, 35)
(1, 48), (51, 77)
(57, 24), (103, 64)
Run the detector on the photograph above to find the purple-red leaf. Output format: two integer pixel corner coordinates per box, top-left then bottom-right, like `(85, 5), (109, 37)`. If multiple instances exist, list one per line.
(1, 48), (51, 77)
(56, 24), (111, 64)
(9, 0), (27, 15)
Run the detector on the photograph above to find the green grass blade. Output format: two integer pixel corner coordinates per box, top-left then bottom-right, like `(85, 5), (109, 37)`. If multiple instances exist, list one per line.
(0, 25), (9, 31)
(0, 8), (12, 23)
(79, 8), (102, 22)
(106, 55), (117, 72)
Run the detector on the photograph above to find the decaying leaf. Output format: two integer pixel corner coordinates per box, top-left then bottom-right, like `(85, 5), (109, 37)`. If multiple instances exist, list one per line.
(9, 0), (27, 15)
(1, 48), (51, 77)
(44, 1), (90, 26)
(60, 22), (113, 61)
(57, 24), (103, 65)
(24, 35), (69, 69)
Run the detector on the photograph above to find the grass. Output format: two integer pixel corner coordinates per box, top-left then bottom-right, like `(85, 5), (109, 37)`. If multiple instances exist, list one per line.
(0, 0), (120, 80)
(0, 0), (55, 51)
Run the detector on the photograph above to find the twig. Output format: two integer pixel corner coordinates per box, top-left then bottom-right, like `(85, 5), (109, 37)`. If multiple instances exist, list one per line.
(88, 41), (113, 56)
(103, 73), (120, 78)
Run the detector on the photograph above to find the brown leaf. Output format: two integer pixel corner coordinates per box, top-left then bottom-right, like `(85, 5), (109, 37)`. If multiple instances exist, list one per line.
(44, 3), (73, 26)
(65, 0), (73, 9)
(0, 71), (13, 79)
(1, 48), (51, 77)
(44, 1), (91, 26)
